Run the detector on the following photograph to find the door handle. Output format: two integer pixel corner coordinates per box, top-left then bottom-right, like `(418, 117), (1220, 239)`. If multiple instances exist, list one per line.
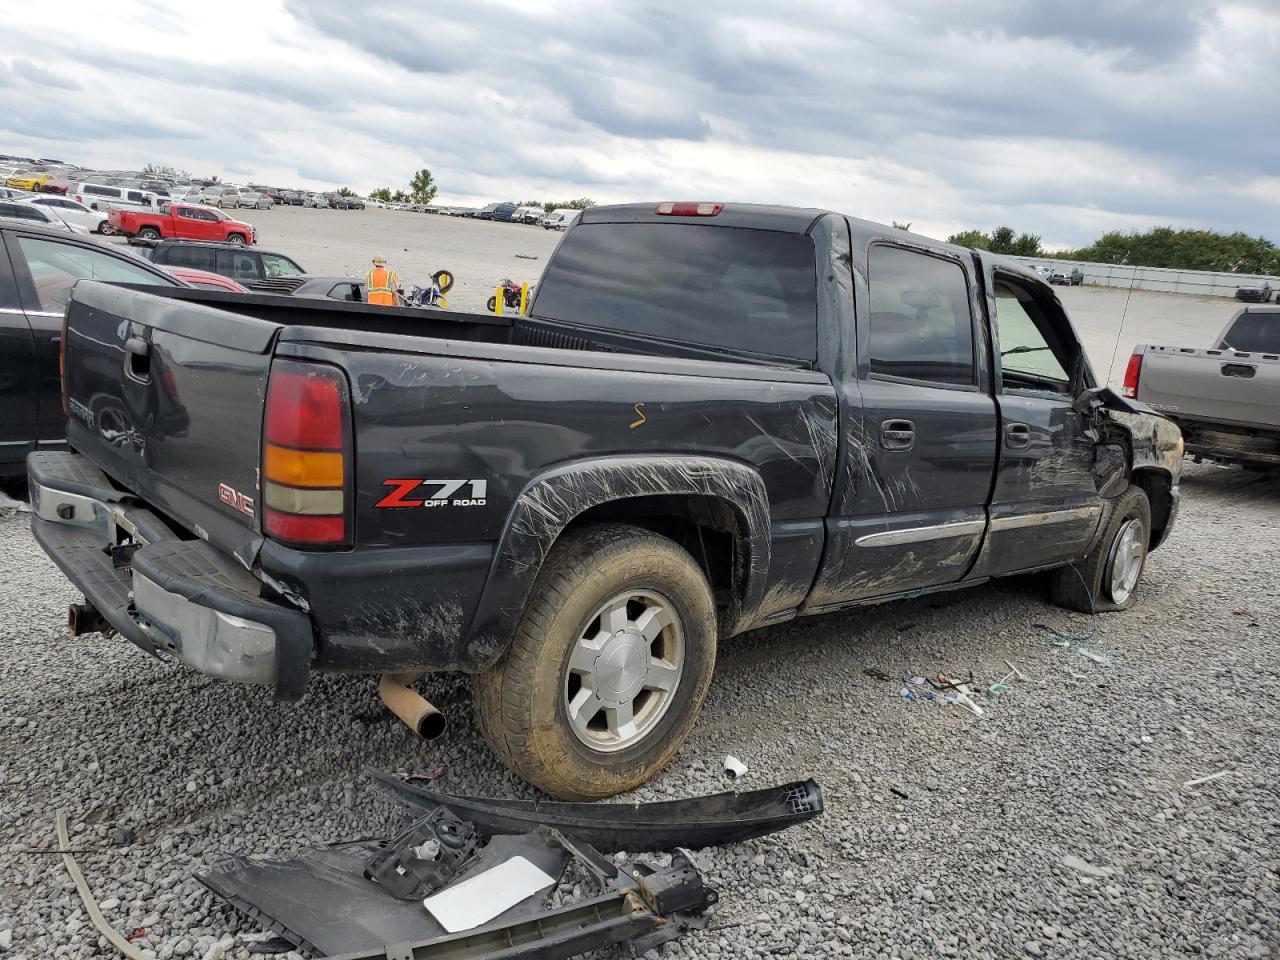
(1005, 422), (1032, 449)
(124, 336), (151, 381)
(880, 419), (915, 450)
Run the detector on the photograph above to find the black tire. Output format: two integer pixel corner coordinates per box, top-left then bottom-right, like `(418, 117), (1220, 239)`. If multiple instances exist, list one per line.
(1049, 485), (1151, 613)
(486, 295), (497, 313)
(473, 523), (718, 799)
(137, 227), (161, 241)
(227, 233), (246, 245)
(433, 270), (455, 294)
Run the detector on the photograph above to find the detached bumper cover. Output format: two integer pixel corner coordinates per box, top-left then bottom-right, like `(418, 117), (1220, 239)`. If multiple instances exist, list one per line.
(27, 451), (313, 700)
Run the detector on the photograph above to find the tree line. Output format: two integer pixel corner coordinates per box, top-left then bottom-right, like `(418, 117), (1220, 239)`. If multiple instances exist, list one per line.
(945, 224), (1280, 274)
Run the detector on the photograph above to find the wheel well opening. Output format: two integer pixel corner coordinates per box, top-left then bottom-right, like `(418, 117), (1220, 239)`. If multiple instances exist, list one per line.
(1131, 468), (1172, 549)
(560, 495), (744, 612)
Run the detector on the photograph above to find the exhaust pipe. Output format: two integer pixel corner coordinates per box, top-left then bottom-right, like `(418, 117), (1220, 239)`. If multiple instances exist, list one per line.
(378, 672), (446, 740)
(68, 602), (110, 637)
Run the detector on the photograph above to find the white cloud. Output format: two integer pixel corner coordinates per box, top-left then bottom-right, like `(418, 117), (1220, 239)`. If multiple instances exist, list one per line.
(0, 0), (1276, 246)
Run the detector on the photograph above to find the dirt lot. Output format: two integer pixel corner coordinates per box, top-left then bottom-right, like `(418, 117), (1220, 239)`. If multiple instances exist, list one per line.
(2, 209), (1276, 960)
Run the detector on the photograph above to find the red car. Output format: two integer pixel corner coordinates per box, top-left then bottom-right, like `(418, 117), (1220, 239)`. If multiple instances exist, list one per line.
(161, 266), (250, 292)
(108, 202), (256, 245)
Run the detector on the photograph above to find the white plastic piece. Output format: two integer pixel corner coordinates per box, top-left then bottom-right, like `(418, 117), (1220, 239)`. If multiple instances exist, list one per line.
(724, 755), (748, 779)
(423, 856), (556, 933)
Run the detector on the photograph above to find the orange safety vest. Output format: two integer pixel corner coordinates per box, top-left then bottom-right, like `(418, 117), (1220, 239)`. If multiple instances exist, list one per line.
(364, 266), (399, 306)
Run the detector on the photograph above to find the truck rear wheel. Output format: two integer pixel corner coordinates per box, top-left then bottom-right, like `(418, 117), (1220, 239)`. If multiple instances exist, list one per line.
(1049, 485), (1151, 613)
(473, 523), (717, 799)
(137, 227), (161, 241)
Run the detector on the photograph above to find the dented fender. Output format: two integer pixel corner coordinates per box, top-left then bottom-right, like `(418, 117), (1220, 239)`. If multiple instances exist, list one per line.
(465, 455), (772, 668)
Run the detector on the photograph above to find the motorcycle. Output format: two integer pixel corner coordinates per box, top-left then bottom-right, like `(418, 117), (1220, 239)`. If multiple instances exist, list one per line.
(487, 278), (529, 313)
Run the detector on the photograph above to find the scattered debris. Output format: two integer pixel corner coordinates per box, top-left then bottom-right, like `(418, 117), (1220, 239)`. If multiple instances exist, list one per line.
(862, 667), (893, 681)
(198, 774), (822, 958)
(515, 253), (539, 260)
(986, 683), (1010, 699)
(905, 675), (927, 686)
(1183, 770), (1230, 789)
(0, 493), (30, 518)
(890, 787), (910, 800)
(723, 755), (749, 780)
(1060, 853), (1114, 879)
(245, 937), (295, 956)
(55, 811), (150, 960)
(1043, 626), (1112, 666)
(405, 766), (448, 784)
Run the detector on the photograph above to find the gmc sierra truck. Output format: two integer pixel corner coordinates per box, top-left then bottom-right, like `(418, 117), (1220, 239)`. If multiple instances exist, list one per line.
(30, 202), (1182, 799)
(1124, 304), (1280, 469)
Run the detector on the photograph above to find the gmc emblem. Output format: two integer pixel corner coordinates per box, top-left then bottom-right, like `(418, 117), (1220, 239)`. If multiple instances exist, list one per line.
(217, 483), (255, 518)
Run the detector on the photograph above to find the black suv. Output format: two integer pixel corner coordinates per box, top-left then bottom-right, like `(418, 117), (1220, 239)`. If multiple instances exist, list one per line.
(136, 239), (308, 292)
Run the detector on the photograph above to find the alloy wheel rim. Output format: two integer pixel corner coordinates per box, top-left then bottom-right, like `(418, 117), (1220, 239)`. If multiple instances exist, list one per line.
(1107, 518), (1145, 604)
(563, 589), (685, 753)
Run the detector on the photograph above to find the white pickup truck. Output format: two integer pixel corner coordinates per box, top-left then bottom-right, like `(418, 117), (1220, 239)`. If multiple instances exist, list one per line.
(1124, 304), (1280, 469)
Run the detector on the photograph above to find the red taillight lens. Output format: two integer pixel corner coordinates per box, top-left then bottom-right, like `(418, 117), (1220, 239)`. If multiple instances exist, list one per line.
(1121, 352), (1142, 398)
(655, 202), (723, 217)
(262, 360), (350, 547)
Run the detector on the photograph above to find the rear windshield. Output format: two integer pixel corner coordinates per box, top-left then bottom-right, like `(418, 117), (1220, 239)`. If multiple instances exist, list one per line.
(1222, 311), (1280, 353)
(532, 222), (818, 361)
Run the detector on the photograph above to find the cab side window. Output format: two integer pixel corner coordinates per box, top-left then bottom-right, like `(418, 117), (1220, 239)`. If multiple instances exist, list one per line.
(229, 252), (262, 282)
(993, 280), (1072, 394)
(866, 245), (975, 386)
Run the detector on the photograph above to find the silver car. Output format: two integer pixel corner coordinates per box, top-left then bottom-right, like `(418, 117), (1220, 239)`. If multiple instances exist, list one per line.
(238, 189), (273, 210)
(202, 186), (242, 209)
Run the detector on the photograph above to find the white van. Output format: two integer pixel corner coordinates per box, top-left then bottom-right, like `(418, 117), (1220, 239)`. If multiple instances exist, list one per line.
(68, 181), (160, 213)
(541, 208), (581, 231)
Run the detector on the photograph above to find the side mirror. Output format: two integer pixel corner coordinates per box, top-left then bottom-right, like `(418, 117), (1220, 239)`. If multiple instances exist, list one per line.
(1072, 386), (1106, 416)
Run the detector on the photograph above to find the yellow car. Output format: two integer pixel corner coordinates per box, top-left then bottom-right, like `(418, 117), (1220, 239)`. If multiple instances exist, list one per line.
(6, 172), (54, 191)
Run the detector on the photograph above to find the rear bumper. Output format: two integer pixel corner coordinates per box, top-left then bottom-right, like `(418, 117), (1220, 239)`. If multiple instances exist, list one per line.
(27, 451), (313, 700)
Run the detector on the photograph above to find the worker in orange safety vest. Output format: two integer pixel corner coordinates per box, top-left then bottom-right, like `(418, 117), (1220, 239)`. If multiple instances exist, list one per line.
(364, 256), (401, 306)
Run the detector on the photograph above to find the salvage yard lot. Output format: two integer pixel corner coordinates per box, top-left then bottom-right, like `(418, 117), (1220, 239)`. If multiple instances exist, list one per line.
(2, 210), (1277, 959)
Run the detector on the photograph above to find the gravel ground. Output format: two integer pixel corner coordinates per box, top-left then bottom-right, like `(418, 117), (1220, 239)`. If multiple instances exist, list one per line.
(1, 461), (1277, 959)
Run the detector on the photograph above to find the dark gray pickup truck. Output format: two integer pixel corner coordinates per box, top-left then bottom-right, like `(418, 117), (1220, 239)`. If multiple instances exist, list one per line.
(30, 202), (1182, 798)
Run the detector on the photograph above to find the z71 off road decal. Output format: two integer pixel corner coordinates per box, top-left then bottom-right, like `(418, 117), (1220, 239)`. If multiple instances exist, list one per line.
(376, 478), (488, 509)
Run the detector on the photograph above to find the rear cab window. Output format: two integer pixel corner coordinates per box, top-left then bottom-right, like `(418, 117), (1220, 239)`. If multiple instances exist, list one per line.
(1221, 311), (1280, 353)
(531, 223), (818, 361)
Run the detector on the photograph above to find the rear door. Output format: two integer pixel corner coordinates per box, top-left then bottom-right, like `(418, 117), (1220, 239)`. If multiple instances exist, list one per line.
(0, 234), (37, 469)
(807, 229), (998, 608)
(969, 263), (1102, 577)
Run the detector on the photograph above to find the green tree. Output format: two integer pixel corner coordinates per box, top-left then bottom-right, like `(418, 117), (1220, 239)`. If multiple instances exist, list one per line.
(392, 189), (410, 203)
(946, 229), (990, 250)
(142, 162), (188, 179)
(547, 198), (596, 211)
(1069, 227), (1280, 273)
(369, 187), (394, 202)
(337, 186), (357, 198)
(409, 168), (438, 205)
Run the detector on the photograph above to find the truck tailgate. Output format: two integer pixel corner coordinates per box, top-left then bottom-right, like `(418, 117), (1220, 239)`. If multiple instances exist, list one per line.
(63, 282), (278, 565)
(1138, 345), (1280, 429)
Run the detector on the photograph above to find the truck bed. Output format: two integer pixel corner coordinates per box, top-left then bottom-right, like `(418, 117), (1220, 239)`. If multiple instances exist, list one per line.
(1136, 344), (1280, 431)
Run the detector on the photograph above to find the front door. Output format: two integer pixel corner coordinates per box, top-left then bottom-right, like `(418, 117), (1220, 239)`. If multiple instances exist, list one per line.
(807, 236), (998, 610)
(969, 268), (1103, 578)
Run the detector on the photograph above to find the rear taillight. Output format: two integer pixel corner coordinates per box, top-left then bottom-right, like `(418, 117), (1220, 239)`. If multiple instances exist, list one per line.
(1121, 352), (1143, 398)
(261, 360), (351, 547)
(655, 202), (723, 217)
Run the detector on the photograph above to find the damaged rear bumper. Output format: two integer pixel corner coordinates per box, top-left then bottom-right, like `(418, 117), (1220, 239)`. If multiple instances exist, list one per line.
(27, 451), (313, 700)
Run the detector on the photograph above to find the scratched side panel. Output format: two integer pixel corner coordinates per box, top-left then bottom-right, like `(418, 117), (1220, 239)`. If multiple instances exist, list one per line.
(258, 343), (837, 671)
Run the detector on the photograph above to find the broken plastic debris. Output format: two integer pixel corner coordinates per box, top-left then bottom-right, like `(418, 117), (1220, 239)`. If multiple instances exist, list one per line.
(723, 755), (748, 780)
(422, 855), (557, 933)
(986, 683), (1010, 699)
(1183, 770), (1229, 789)
(906, 676), (927, 686)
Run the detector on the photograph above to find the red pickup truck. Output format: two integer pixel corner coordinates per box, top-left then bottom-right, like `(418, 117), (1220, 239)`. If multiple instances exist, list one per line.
(108, 202), (256, 245)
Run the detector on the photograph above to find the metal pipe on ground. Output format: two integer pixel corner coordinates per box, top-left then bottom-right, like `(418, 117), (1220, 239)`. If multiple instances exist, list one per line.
(378, 672), (446, 740)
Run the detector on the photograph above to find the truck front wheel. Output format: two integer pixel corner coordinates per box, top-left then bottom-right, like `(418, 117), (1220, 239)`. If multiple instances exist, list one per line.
(137, 227), (161, 241)
(473, 523), (717, 800)
(1049, 485), (1151, 613)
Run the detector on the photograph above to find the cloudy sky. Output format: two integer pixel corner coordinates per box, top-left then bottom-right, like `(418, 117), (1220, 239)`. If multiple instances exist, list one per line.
(1, 0), (1277, 248)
